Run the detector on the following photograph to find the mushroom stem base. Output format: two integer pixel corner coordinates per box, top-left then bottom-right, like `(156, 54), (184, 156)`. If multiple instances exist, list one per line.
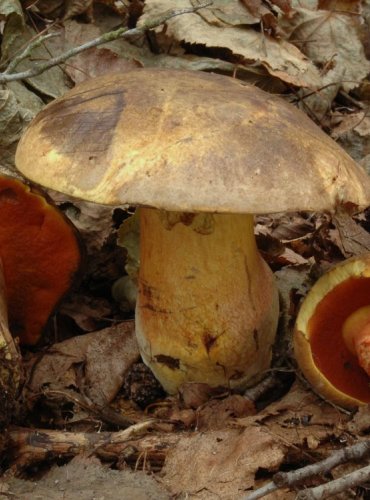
(135, 208), (279, 394)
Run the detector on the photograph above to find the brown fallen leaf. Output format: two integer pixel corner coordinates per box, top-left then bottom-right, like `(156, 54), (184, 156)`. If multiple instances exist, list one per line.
(281, 5), (370, 114)
(162, 426), (286, 498)
(179, 382), (227, 409)
(64, 47), (141, 84)
(333, 212), (370, 258)
(196, 395), (256, 430)
(26, 320), (140, 408)
(64, 0), (94, 20)
(140, 0), (321, 87)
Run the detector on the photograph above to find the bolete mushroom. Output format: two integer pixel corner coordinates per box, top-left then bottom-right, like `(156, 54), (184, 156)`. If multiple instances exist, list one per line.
(294, 254), (370, 408)
(0, 175), (81, 345)
(15, 69), (370, 393)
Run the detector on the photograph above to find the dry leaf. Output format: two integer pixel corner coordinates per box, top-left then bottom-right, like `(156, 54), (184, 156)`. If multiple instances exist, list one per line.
(333, 212), (370, 257)
(162, 427), (286, 498)
(27, 321), (140, 407)
(179, 382), (226, 408)
(281, 6), (370, 114)
(0, 88), (24, 170)
(201, 0), (259, 25)
(64, 0), (94, 20)
(196, 395), (256, 430)
(140, 0), (321, 87)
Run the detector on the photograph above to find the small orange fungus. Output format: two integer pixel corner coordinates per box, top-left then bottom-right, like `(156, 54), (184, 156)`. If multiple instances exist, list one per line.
(0, 176), (81, 344)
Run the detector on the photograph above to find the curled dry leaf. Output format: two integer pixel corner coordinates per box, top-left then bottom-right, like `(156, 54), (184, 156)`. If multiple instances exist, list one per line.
(281, 6), (370, 114)
(0, 0), (25, 58)
(2, 24), (70, 98)
(331, 111), (370, 164)
(63, 0), (94, 21)
(26, 320), (140, 408)
(0, 88), (24, 170)
(333, 212), (370, 258)
(140, 0), (321, 87)
(195, 395), (256, 430)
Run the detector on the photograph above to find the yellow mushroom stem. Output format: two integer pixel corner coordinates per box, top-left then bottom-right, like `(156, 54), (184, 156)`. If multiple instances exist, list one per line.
(135, 208), (279, 394)
(342, 305), (370, 376)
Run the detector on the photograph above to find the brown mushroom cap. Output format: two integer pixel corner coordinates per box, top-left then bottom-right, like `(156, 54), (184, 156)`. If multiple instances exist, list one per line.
(15, 69), (370, 213)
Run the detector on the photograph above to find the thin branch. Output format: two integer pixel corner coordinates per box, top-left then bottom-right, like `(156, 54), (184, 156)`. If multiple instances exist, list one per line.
(4, 33), (60, 74)
(296, 464), (370, 499)
(244, 440), (370, 500)
(0, 2), (212, 84)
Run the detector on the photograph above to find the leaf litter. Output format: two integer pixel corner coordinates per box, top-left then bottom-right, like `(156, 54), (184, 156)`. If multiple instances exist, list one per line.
(0, 0), (370, 498)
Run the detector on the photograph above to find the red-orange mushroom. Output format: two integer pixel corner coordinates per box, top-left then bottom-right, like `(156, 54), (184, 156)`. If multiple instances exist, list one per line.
(294, 254), (370, 408)
(0, 176), (81, 345)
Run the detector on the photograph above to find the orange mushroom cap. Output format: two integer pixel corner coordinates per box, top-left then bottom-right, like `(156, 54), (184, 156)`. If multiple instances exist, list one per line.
(294, 254), (370, 409)
(0, 176), (81, 345)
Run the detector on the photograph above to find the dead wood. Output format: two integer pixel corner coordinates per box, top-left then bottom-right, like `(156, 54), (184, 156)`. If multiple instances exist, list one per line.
(6, 421), (179, 472)
(245, 440), (370, 499)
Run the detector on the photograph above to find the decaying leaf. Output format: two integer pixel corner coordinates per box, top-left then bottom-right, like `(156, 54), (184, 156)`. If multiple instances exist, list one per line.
(140, 0), (321, 87)
(331, 111), (370, 163)
(162, 426), (286, 498)
(64, 0), (94, 20)
(2, 24), (70, 98)
(333, 211), (370, 257)
(26, 321), (139, 407)
(281, 6), (370, 114)
(0, 1), (25, 62)
(197, 0), (259, 26)
(0, 88), (24, 170)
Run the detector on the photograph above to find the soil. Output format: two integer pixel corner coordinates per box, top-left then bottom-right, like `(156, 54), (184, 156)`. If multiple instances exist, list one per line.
(1, 455), (170, 500)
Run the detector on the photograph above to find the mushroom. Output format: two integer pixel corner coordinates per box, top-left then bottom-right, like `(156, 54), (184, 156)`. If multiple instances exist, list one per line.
(15, 69), (370, 393)
(294, 254), (370, 408)
(0, 175), (81, 345)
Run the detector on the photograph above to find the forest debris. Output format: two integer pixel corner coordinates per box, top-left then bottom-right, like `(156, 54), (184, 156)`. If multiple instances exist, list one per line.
(162, 427), (285, 498)
(7, 419), (158, 469)
(245, 440), (370, 499)
(333, 212), (370, 257)
(3, 454), (170, 500)
(346, 405), (370, 435)
(141, 0), (321, 87)
(26, 320), (140, 408)
(0, 87), (25, 171)
(296, 464), (370, 498)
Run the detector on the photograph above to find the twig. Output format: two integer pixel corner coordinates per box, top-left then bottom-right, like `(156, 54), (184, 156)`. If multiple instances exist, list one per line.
(0, 2), (212, 83)
(296, 464), (370, 499)
(244, 440), (370, 499)
(243, 374), (277, 402)
(4, 33), (60, 74)
(42, 388), (135, 428)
